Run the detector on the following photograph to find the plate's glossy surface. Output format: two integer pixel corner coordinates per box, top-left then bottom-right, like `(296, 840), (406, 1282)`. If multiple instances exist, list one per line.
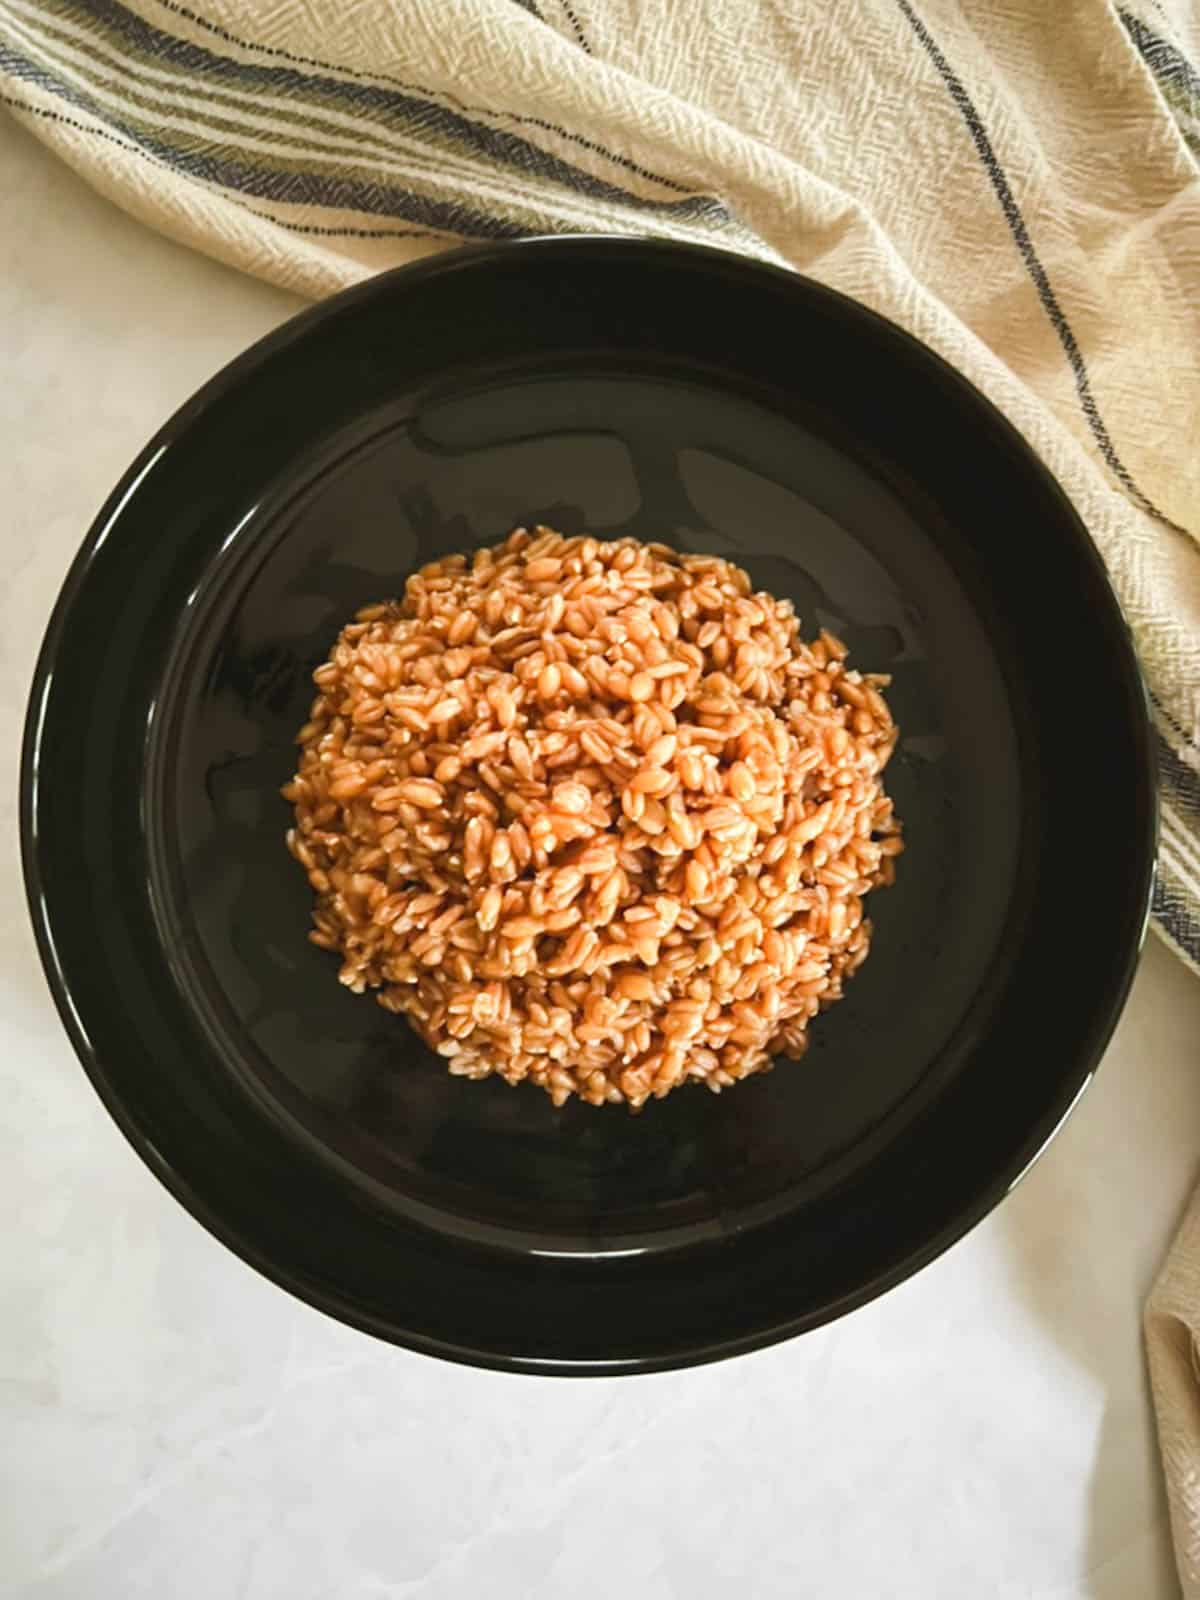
(22, 238), (1154, 1372)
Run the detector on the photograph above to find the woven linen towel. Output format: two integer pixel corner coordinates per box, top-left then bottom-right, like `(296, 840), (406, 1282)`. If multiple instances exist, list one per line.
(2, 0), (1198, 967)
(1149, 1187), (1200, 1600)
(4, 0), (1200, 1575)
(1, 0), (1198, 964)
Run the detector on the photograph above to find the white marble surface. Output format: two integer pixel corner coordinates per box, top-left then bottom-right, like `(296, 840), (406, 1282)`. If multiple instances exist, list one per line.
(3, 116), (1200, 1600)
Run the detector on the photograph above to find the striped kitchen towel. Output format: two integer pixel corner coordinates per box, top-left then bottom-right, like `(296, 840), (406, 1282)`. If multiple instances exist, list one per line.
(1, 0), (1198, 976)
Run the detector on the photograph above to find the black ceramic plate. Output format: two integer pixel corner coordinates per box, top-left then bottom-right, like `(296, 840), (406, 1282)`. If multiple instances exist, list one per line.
(22, 238), (1154, 1373)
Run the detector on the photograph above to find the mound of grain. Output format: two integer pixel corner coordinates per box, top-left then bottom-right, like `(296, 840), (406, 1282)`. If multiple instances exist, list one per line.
(283, 527), (901, 1107)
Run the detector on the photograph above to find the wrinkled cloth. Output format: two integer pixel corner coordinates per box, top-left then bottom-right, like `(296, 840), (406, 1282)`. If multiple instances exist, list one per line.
(3, 0), (1200, 1581)
(2, 0), (1197, 961)
(1149, 1182), (1200, 1600)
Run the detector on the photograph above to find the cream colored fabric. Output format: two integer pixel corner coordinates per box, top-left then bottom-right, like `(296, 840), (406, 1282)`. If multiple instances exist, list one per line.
(1149, 1188), (1200, 1600)
(3, 0), (1200, 1579)
(1, 0), (1198, 965)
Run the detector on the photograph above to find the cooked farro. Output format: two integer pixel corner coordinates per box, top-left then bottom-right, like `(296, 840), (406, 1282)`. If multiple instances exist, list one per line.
(283, 527), (902, 1108)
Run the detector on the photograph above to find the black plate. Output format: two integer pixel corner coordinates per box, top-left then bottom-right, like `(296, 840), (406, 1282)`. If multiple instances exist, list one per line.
(22, 238), (1154, 1373)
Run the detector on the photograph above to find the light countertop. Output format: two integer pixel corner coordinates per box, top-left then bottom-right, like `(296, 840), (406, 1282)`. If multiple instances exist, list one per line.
(3, 118), (1200, 1600)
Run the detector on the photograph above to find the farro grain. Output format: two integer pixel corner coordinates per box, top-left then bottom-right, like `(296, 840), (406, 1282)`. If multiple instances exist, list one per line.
(284, 526), (902, 1108)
